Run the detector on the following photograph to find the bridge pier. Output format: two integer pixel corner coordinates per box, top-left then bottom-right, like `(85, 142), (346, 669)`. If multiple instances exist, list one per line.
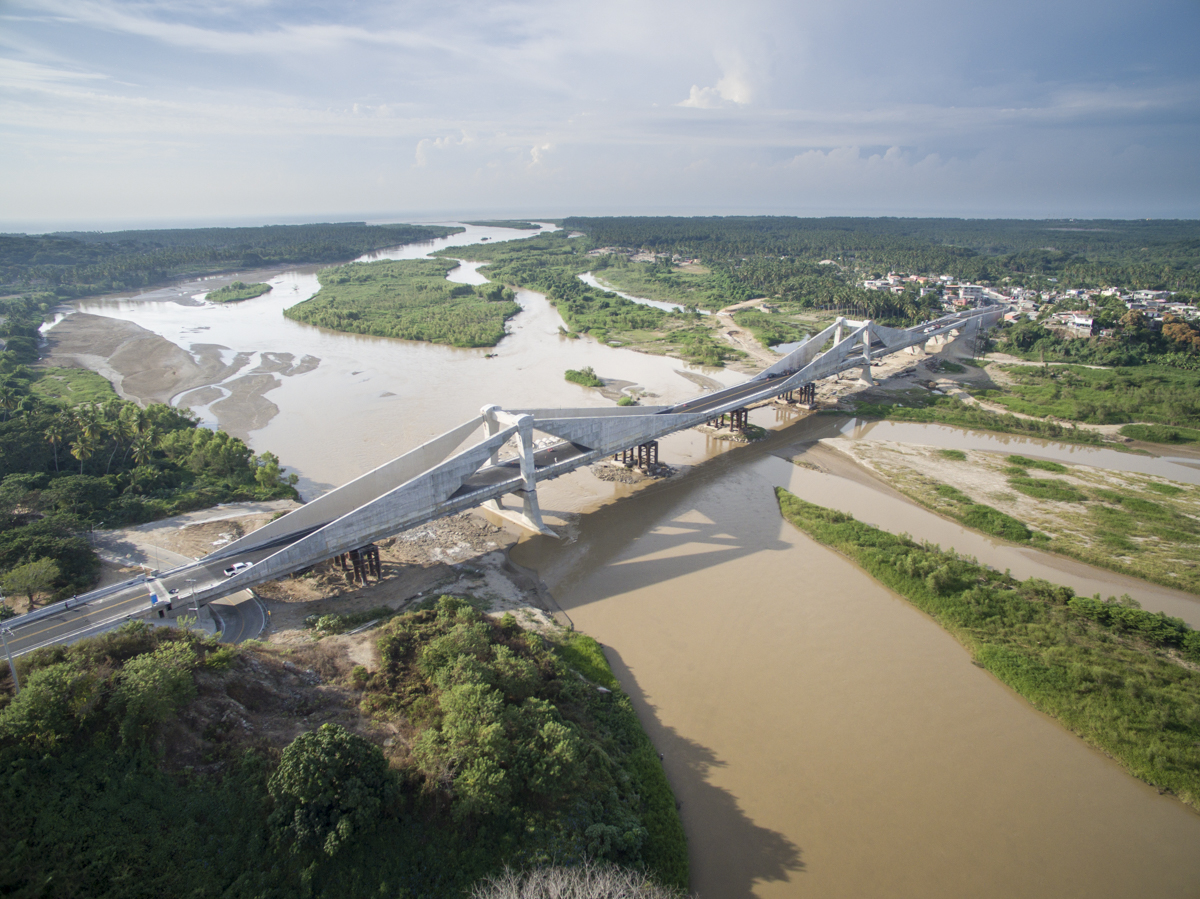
(337, 544), (381, 584)
(777, 383), (815, 404)
(614, 440), (659, 469)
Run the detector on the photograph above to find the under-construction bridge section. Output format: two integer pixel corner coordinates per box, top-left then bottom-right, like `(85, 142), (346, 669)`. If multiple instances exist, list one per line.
(3, 306), (1002, 654)
(193, 307), (1002, 603)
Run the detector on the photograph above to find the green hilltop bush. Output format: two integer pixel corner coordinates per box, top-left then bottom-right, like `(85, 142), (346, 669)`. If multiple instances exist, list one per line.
(0, 599), (688, 898)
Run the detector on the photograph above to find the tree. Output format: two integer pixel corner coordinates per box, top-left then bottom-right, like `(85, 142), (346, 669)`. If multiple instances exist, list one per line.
(0, 557), (60, 607)
(0, 387), (17, 422)
(69, 435), (96, 474)
(267, 723), (393, 858)
(44, 417), (65, 473)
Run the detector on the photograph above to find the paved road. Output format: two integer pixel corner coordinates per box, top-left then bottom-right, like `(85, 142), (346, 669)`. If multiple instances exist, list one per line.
(209, 591), (267, 643)
(4, 546), (280, 656)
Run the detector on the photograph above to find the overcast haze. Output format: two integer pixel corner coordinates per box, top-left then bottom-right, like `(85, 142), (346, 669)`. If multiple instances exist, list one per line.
(3, 0), (1199, 230)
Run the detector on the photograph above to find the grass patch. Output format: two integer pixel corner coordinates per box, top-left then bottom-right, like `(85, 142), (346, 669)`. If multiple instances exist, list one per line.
(938, 449), (967, 461)
(847, 396), (1110, 446)
(1008, 476), (1089, 503)
(936, 361), (966, 373)
(982, 363), (1200, 429)
(775, 489), (1200, 809)
(556, 632), (619, 690)
(933, 482), (1033, 541)
(731, 309), (810, 347)
(28, 366), (118, 406)
(589, 264), (725, 311)
(1120, 423), (1200, 445)
(1006, 454), (1068, 473)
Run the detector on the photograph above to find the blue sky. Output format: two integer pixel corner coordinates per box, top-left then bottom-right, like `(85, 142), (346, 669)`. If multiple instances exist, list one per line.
(3, 0), (1198, 229)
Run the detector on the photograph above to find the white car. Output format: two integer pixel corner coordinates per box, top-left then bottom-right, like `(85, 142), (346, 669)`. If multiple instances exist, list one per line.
(223, 562), (253, 578)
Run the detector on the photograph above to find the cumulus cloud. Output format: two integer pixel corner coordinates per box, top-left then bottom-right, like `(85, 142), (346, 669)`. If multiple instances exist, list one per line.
(414, 131), (473, 167)
(2, 0), (1198, 222)
(678, 51), (756, 108)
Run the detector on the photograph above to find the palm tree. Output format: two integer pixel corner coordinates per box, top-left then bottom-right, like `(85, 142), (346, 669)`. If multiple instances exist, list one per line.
(70, 435), (96, 474)
(106, 411), (134, 474)
(131, 431), (157, 467)
(0, 386), (17, 422)
(44, 419), (65, 472)
(76, 404), (104, 442)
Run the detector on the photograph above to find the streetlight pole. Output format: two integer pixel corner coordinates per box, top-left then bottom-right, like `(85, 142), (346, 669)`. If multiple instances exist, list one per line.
(1, 628), (20, 695)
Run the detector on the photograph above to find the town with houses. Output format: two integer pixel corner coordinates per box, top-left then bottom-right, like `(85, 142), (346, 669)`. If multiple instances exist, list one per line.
(862, 271), (1198, 337)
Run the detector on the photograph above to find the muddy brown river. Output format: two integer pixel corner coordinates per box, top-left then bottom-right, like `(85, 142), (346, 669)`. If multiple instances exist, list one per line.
(47, 225), (1200, 896)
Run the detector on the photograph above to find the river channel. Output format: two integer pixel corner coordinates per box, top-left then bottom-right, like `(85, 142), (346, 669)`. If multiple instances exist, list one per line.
(49, 224), (1200, 896)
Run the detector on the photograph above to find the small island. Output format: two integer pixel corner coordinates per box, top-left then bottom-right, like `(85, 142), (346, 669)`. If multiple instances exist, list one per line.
(464, 220), (543, 230)
(564, 365), (604, 387)
(206, 280), (272, 303)
(283, 258), (521, 347)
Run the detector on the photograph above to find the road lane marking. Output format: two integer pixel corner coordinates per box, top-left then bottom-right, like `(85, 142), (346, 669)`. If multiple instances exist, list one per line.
(11, 590), (151, 646)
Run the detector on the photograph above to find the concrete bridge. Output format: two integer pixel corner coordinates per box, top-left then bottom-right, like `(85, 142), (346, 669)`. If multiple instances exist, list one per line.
(2, 307), (1002, 659)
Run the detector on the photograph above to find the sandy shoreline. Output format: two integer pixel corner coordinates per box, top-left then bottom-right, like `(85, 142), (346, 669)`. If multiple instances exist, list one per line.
(40, 312), (310, 441)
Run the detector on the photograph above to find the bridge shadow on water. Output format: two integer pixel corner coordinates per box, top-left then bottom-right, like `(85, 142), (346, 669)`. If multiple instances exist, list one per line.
(605, 646), (805, 896)
(522, 418), (827, 603)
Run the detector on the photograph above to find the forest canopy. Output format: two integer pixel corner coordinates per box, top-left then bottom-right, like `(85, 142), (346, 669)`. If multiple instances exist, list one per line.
(0, 222), (462, 298)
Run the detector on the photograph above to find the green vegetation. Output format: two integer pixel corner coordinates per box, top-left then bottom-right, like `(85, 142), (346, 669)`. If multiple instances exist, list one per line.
(974, 364), (1200, 429)
(304, 605), (397, 634)
(938, 449), (967, 461)
(0, 598), (686, 897)
(284, 258), (520, 348)
(1008, 476), (1088, 503)
(731, 309), (812, 347)
(932, 483), (1034, 542)
(586, 264), (726, 311)
(207, 280), (272, 303)
(1119, 424), (1200, 444)
(775, 490), (1200, 808)
(844, 444), (1200, 596)
(1006, 455), (1068, 473)
(0, 295), (299, 605)
(27, 366), (117, 407)
(434, 233), (740, 366)
(0, 222), (462, 298)
(565, 366), (604, 388)
(845, 395), (1108, 446)
(998, 313), (1200, 369)
(565, 216), (1200, 294)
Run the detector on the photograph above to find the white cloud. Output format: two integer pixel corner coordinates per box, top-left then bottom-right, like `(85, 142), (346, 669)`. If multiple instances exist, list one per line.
(678, 85), (726, 109)
(678, 50), (756, 108)
(414, 132), (473, 167)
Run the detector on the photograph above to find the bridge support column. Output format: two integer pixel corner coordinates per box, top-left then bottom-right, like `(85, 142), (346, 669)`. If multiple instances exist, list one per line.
(483, 412), (557, 537)
(859, 326), (875, 386)
(481, 404), (503, 466)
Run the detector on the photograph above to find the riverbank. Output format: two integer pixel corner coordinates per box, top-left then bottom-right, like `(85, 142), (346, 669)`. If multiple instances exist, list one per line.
(827, 439), (1200, 595)
(775, 489), (1200, 809)
(41, 311), (318, 441)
